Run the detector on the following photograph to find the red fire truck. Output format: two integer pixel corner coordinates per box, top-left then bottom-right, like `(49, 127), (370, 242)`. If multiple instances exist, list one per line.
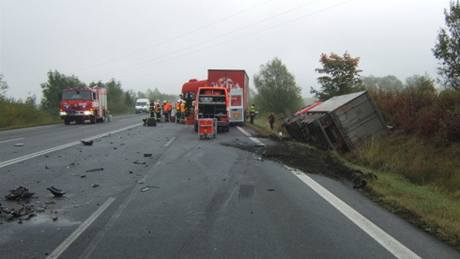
(59, 87), (108, 125)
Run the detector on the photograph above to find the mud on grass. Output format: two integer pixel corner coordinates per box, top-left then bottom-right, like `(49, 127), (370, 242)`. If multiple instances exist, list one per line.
(222, 139), (375, 188)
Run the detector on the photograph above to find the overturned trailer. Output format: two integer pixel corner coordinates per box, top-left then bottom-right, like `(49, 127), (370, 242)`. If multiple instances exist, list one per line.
(284, 91), (386, 151)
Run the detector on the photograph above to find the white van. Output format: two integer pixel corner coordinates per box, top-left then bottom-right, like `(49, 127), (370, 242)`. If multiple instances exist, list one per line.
(135, 98), (150, 113)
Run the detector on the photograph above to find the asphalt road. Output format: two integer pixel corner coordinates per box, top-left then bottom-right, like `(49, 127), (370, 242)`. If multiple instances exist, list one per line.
(0, 115), (458, 259)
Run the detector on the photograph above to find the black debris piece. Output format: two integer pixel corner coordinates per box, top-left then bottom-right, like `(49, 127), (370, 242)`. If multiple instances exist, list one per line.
(81, 140), (94, 146)
(144, 153), (153, 157)
(267, 188), (275, 192)
(86, 168), (104, 173)
(52, 216), (58, 221)
(113, 147), (118, 150)
(47, 186), (65, 198)
(80, 175), (87, 178)
(45, 165), (50, 170)
(14, 143), (24, 147)
(0, 203), (36, 222)
(5, 186), (34, 201)
(129, 171), (134, 174)
(133, 160), (146, 165)
(92, 184), (100, 188)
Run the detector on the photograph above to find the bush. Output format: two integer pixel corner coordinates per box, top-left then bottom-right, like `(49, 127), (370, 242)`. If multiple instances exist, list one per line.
(369, 77), (460, 142)
(0, 99), (58, 129)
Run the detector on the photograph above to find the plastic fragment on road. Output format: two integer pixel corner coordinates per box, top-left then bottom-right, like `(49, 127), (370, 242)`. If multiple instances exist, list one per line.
(81, 140), (94, 146)
(47, 186), (65, 198)
(14, 143), (24, 147)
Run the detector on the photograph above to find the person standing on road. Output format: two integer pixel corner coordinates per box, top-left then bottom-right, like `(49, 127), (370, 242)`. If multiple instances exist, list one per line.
(175, 100), (181, 123)
(163, 100), (170, 122)
(249, 104), (256, 124)
(268, 113), (275, 130)
(155, 101), (162, 121)
(180, 100), (186, 123)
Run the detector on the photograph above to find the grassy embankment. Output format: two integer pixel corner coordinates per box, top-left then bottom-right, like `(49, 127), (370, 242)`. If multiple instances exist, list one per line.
(249, 117), (460, 250)
(0, 100), (60, 130)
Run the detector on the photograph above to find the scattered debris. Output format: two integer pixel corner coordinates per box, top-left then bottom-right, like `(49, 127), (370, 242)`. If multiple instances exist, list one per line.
(45, 165), (50, 170)
(5, 186), (34, 201)
(80, 174), (87, 178)
(144, 153), (153, 157)
(92, 184), (99, 188)
(0, 203), (36, 222)
(137, 180), (145, 184)
(47, 186), (65, 198)
(14, 143), (24, 147)
(140, 187), (151, 192)
(52, 216), (58, 221)
(133, 160), (146, 165)
(45, 200), (56, 205)
(86, 168), (104, 173)
(113, 147), (118, 150)
(267, 188), (275, 192)
(129, 171), (134, 174)
(81, 140), (94, 146)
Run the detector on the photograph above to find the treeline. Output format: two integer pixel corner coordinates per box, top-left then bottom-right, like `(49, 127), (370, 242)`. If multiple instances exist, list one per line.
(0, 71), (177, 128)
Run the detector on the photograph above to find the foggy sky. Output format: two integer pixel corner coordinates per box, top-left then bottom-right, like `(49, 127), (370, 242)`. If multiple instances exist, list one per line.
(0, 0), (449, 100)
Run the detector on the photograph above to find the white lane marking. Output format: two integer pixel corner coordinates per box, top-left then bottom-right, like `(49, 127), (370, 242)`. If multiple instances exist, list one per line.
(285, 166), (421, 259)
(0, 123), (142, 169)
(236, 126), (251, 137)
(236, 126), (265, 146)
(46, 197), (116, 259)
(0, 137), (24, 144)
(164, 137), (176, 147)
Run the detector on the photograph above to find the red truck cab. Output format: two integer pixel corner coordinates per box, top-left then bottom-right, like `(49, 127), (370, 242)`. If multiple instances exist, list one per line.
(194, 86), (230, 132)
(59, 87), (108, 125)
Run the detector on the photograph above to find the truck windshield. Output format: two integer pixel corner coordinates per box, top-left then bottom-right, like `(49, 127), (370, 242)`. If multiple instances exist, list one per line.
(63, 90), (92, 100)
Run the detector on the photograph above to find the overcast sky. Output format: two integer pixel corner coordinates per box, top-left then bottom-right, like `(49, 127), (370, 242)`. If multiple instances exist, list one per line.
(0, 0), (450, 100)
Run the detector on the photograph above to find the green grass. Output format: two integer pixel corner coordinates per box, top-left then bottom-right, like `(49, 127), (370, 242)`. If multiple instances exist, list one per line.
(0, 100), (60, 130)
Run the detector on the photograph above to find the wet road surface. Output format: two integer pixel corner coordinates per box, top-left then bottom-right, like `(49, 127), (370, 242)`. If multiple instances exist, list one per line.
(0, 117), (458, 259)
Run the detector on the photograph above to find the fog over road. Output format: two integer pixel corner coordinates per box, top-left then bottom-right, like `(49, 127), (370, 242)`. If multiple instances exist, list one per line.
(0, 117), (458, 259)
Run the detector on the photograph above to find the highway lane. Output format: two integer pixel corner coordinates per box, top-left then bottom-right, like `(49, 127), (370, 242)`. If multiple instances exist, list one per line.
(0, 114), (146, 162)
(0, 121), (458, 258)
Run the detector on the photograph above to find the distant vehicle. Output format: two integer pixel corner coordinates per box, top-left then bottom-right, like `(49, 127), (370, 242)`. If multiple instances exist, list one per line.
(135, 98), (150, 113)
(194, 86), (230, 133)
(59, 87), (108, 125)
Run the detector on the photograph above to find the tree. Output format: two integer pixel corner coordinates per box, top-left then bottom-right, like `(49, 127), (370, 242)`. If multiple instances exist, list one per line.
(362, 75), (404, 92)
(0, 74), (8, 99)
(433, 1), (460, 90)
(106, 79), (129, 114)
(253, 58), (303, 114)
(311, 52), (364, 101)
(41, 71), (85, 114)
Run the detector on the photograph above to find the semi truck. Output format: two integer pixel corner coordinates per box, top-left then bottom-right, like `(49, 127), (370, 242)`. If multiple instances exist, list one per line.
(207, 69), (249, 126)
(59, 87), (108, 125)
(194, 86), (230, 133)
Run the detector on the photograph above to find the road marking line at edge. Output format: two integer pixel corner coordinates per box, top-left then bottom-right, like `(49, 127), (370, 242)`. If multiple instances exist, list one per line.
(285, 166), (421, 259)
(164, 137), (176, 147)
(0, 123), (142, 169)
(236, 126), (265, 146)
(46, 197), (116, 259)
(0, 137), (24, 144)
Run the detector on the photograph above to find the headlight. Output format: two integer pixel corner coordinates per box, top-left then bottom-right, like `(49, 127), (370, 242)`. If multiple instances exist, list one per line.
(60, 111), (67, 116)
(83, 110), (94, 116)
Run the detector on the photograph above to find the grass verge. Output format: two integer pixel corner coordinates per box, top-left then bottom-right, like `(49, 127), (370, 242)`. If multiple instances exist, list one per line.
(251, 119), (460, 250)
(0, 100), (61, 131)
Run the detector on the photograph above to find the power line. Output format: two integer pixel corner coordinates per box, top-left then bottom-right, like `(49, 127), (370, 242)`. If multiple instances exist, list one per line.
(78, 0), (276, 71)
(109, 0), (354, 77)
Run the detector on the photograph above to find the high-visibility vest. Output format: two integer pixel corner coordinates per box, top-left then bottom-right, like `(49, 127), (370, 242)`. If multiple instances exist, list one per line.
(175, 102), (180, 111)
(250, 106), (256, 113)
(180, 102), (186, 112)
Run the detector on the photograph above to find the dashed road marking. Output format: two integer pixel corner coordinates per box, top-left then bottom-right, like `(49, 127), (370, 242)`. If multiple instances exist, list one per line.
(0, 137), (24, 144)
(164, 137), (176, 147)
(46, 197), (116, 259)
(285, 166), (421, 259)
